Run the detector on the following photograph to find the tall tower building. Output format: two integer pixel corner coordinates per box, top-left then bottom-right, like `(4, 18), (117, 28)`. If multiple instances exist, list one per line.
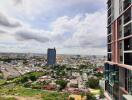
(47, 48), (56, 66)
(105, 0), (132, 100)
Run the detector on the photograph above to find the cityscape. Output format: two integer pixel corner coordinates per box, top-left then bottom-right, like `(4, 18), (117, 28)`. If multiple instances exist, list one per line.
(0, 51), (106, 100)
(0, 0), (131, 100)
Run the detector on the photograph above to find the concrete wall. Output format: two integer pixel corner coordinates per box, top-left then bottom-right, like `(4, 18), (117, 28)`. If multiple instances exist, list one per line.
(114, 0), (119, 20)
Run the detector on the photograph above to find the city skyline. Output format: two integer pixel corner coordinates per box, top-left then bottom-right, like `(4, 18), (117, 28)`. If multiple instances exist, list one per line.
(0, 0), (106, 55)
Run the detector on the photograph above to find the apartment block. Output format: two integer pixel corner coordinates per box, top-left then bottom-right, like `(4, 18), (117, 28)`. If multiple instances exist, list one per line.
(105, 0), (132, 100)
(47, 48), (56, 66)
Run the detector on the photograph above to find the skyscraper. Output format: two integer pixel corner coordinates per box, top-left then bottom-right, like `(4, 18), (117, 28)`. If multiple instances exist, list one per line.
(105, 0), (132, 100)
(47, 48), (56, 66)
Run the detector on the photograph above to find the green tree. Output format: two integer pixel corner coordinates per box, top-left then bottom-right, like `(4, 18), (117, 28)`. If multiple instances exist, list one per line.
(61, 70), (66, 76)
(29, 75), (37, 81)
(56, 80), (67, 90)
(86, 92), (96, 100)
(23, 82), (31, 88)
(85, 78), (99, 89)
(21, 76), (28, 83)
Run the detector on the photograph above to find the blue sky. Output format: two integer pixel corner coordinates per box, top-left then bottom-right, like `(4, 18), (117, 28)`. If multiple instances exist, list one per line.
(0, 0), (107, 55)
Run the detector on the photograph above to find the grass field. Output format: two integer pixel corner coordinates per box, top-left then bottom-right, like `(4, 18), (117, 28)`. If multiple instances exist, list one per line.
(0, 85), (69, 100)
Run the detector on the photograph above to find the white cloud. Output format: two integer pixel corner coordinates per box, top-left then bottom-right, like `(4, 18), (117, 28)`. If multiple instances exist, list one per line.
(49, 10), (107, 55)
(0, 0), (107, 55)
(0, 10), (50, 43)
(0, 9), (107, 55)
(0, 0), (106, 21)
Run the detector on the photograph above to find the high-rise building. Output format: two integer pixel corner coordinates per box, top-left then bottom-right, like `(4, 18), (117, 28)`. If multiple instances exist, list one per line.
(105, 0), (132, 100)
(47, 48), (56, 65)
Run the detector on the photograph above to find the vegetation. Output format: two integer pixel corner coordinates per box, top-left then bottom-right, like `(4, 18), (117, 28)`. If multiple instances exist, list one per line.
(0, 70), (69, 99)
(0, 72), (3, 79)
(0, 79), (6, 85)
(85, 78), (99, 89)
(55, 80), (68, 90)
(5, 71), (46, 85)
(79, 64), (95, 69)
(0, 85), (69, 100)
(69, 97), (75, 100)
(41, 91), (69, 100)
(94, 72), (103, 79)
(0, 96), (16, 100)
(86, 92), (96, 100)
(100, 88), (105, 98)
(54, 65), (67, 77)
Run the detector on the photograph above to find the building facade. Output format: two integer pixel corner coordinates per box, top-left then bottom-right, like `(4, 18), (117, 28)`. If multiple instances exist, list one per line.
(105, 0), (132, 100)
(47, 48), (56, 65)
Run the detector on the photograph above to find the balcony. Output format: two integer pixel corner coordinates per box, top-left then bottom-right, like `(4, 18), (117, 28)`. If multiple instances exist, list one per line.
(124, 37), (132, 50)
(124, 8), (131, 24)
(108, 44), (112, 52)
(107, 0), (111, 9)
(108, 35), (112, 43)
(107, 25), (111, 34)
(107, 53), (112, 61)
(124, 53), (132, 65)
(108, 17), (112, 25)
(124, 0), (131, 10)
(124, 23), (132, 37)
(108, 8), (111, 17)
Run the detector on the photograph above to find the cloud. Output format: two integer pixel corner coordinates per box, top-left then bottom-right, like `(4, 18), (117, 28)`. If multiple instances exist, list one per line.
(0, 30), (7, 34)
(13, 0), (23, 5)
(0, 12), (21, 28)
(50, 10), (107, 50)
(0, 0), (107, 55)
(7, 0), (106, 22)
(0, 10), (49, 43)
(15, 29), (50, 43)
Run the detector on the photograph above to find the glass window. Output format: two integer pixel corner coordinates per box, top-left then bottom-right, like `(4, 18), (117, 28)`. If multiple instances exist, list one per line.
(124, 23), (132, 37)
(108, 44), (112, 52)
(108, 25), (112, 34)
(107, 0), (111, 9)
(108, 8), (111, 17)
(124, 0), (131, 10)
(124, 37), (132, 50)
(124, 53), (132, 65)
(124, 9), (131, 24)
(119, 41), (123, 63)
(108, 35), (112, 43)
(108, 16), (112, 25)
(108, 53), (112, 61)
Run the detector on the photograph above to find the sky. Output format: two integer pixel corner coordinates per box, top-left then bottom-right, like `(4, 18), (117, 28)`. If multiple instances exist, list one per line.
(0, 0), (107, 55)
